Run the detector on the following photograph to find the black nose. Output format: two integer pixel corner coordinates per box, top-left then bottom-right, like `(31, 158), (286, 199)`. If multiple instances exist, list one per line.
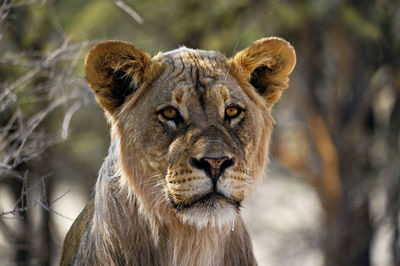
(190, 156), (235, 183)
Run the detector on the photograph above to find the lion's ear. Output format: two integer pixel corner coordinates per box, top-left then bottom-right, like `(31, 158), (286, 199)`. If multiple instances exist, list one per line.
(230, 37), (296, 106)
(85, 40), (153, 114)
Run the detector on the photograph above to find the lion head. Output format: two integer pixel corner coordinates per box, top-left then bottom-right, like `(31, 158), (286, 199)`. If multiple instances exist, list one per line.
(84, 38), (296, 229)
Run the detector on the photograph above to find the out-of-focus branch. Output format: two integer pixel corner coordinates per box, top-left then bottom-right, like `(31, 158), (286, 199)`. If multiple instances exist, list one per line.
(0, 174), (73, 221)
(273, 138), (320, 188)
(36, 200), (73, 221)
(61, 102), (81, 140)
(273, 83), (342, 224)
(304, 101), (342, 225)
(113, 0), (143, 24)
(0, 35), (89, 222)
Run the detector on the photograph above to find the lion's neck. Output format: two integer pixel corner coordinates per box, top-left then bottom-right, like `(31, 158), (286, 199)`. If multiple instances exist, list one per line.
(157, 220), (230, 266)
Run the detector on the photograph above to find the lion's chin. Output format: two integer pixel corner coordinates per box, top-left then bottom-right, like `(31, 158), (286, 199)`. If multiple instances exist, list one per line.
(172, 193), (240, 230)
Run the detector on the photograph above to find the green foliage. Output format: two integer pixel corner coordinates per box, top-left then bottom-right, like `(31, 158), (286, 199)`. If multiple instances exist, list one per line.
(1, 0), (399, 265)
(343, 6), (382, 40)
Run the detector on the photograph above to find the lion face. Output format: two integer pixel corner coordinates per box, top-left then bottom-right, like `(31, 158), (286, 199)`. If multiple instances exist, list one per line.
(84, 38), (295, 229)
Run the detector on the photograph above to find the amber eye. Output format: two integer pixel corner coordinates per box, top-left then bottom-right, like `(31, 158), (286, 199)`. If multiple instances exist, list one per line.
(161, 107), (178, 120)
(225, 106), (241, 119)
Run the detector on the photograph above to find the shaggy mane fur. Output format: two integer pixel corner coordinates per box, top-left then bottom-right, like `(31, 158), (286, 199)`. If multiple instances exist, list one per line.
(62, 138), (256, 266)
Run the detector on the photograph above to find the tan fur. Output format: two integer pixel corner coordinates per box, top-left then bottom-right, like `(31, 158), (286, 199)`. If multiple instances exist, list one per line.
(230, 37), (296, 106)
(61, 37), (295, 265)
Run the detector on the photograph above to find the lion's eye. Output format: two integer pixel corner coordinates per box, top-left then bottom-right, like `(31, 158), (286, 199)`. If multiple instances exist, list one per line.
(225, 106), (242, 119)
(157, 106), (183, 126)
(162, 107), (178, 120)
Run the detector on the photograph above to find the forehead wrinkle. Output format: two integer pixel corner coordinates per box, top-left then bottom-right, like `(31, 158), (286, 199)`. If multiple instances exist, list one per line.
(192, 53), (208, 74)
(172, 86), (190, 120)
(172, 86), (184, 104)
(161, 49), (232, 115)
(212, 84), (230, 103)
(164, 49), (227, 84)
(186, 53), (223, 90)
(194, 52), (225, 80)
(163, 55), (176, 75)
(165, 53), (187, 81)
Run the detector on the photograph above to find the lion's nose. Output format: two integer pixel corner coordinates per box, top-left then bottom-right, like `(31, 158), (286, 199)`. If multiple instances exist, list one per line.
(190, 156), (234, 182)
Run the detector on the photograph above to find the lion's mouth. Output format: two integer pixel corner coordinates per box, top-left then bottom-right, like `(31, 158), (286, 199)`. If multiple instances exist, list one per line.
(169, 191), (241, 211)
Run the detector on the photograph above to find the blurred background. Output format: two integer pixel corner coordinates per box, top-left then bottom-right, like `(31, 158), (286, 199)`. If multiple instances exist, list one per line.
(0, 0), (399, 265)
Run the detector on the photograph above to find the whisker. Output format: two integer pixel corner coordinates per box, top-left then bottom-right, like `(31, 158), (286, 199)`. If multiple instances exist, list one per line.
(153, 181), (166, 189)
(151, 180), (166, 193)
(151, 185), (168, 209)
(148, 173), (166, 179)
(224, 38), (240, 82)
(245, 173), (257, 180)
(229, 87), (242, 94)
(137, 174), (166, 186)
(245, 167), (258, 177)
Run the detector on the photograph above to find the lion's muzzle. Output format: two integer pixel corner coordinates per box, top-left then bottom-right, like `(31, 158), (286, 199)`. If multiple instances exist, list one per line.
(190, 156), (234, 185)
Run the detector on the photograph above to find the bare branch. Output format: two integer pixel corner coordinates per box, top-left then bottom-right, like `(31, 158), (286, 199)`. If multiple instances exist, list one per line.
(49, 188), (71, 207)
(36, 200), (73, 221)
(61, 102), (81, 140)
(114, 0), (144, 24)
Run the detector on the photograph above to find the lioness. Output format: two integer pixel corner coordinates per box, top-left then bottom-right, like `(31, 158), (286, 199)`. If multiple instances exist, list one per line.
(61, 37), (295, 265)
